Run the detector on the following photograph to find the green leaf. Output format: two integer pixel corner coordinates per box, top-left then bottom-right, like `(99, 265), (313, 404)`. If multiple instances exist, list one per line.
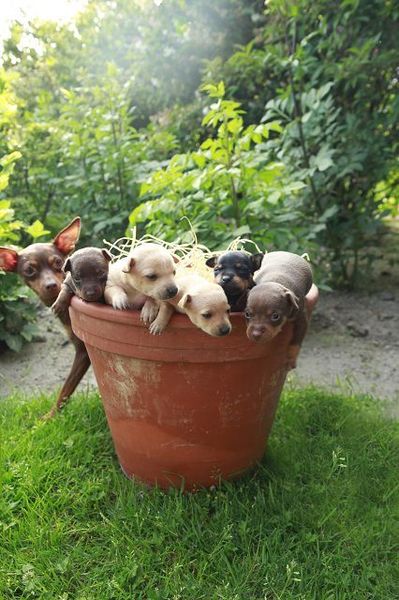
(26, 220), (51, 240)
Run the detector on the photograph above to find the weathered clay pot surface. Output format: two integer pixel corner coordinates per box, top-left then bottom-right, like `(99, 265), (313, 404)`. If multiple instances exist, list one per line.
(70, 285), (318, 491)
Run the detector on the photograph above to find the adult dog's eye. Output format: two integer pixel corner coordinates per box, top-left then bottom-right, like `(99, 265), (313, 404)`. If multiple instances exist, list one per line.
(271, 312), (280, 322)
(244, 310), (252, 319)
(51, 256), (63, 271)
(146, 274), (157, 281)
(202, 312), (212, 320)
(24, 265), (36, 277)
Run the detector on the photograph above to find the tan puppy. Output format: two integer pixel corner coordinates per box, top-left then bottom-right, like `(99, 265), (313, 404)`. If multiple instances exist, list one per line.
(104, 243), (178, 311)
(148, 269), (232, 337)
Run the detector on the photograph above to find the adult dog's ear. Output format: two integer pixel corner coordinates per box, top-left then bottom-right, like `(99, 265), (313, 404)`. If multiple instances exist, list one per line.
(53, 217), (81, 255)
(102, 249), (112, 262)
(122, 257), (135, 273)
(205, 256), (217, 269)
(0, 247), (19, 272)
(250, 253), (264, 272)
(285, 289), (299, 318)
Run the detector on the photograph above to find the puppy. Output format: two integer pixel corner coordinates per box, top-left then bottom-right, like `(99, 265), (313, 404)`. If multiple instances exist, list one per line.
(206, 251), (264, 312)
(245, 251), (313, 369)
(148, 269), (232, 337)
(104, 243), (178, 314)
(52, 247), (112, 318)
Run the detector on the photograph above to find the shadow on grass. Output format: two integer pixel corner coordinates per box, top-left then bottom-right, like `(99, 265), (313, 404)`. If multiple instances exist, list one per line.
(1, 388), (398, 599)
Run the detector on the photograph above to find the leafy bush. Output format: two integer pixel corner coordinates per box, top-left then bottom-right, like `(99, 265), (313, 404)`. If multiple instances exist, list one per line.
(0, 152), (42, 352)
(130, 83), (312, 255)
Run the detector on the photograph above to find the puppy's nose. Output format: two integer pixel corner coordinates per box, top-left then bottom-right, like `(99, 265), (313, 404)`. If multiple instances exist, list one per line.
(165, 285), (178, 299)
(45, 281), (58, 291)
(221, 275), (232, 283)
(84, 287), (101, 301)
(218, 324), (231, 336)
(250, 326), (266, 341)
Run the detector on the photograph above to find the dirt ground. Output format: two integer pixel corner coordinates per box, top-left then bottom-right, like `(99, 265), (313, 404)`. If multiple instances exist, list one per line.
(1, 286), (398, 417)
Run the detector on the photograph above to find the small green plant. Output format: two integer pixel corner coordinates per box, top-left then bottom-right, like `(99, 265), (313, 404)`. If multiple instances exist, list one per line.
(0, 151), (48, 352)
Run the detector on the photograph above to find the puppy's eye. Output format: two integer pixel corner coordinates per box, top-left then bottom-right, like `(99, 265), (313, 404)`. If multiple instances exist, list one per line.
(202, 312), (212, 320)
(173, 269), (176, 276)
(145, 274), (158, 281)
(244, 310), (252, 320)
(226, 308), (230, 314)
(271, 312), (280, 322)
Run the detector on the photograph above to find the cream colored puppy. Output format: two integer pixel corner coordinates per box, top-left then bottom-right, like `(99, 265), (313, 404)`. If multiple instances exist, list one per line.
(148, 269), (232, 337)
(104, 243), (178, 311)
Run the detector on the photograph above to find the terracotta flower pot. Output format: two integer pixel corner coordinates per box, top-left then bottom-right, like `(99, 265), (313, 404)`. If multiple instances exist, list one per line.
(69, 285), (318, 491)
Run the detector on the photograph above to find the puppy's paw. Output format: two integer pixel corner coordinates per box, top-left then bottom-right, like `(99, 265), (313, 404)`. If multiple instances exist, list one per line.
(149, 320), (166, 335)
(286, 344), (300, 370)
(112, 293), (129, 310)
(140, 300), (159, 325)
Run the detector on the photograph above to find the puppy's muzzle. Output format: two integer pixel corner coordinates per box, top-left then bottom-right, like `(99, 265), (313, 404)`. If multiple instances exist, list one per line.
(217, 324), (232, 337)
(81, 286), (103, 302)
(247, 325), (273, 342)
(160, 285), (178, 300)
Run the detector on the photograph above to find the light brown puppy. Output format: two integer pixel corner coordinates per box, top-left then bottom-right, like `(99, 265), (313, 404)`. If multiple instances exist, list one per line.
(245, 251), (313, 369)
(148, 269), (232, 337)
(104, 243), (178, 312)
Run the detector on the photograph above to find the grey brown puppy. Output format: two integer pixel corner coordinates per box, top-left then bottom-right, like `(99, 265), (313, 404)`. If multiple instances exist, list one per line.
(245, 251), (312, 369)
(52, 247), (112, 318)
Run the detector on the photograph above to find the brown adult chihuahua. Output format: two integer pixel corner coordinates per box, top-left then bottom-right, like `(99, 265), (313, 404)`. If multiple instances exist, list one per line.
(245, 251), (313, 369)
(0, 217), (90, 417)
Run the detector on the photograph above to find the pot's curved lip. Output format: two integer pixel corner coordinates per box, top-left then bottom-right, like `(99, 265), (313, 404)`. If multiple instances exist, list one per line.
(70, 283), (319, 327)
(70, 295), (245, 328)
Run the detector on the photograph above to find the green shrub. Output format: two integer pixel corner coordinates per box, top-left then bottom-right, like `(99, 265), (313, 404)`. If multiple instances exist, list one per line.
(0, 152), (44, 352)
(130, 83), (312, 256)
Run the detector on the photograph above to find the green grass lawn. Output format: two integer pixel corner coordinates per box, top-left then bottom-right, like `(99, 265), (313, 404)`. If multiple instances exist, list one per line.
(1, 388), (398, 600)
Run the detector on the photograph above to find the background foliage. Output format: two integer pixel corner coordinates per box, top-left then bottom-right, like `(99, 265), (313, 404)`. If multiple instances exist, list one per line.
(0, 0), (398, 349)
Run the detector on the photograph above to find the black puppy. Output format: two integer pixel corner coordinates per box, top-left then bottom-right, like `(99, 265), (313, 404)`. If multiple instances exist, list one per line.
(206, 251), (264, 312)
(52, 247), (112, 318)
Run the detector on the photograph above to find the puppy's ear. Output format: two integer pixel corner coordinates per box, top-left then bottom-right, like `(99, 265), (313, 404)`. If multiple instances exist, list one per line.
(63, 258), (72, 273)
(0, 247), (19, 272)
(172, 254), (179, 264)
(53, 217), (81, 255)
(182, 293), (192, 307)
(250, 253), (264, 272)
(206, 256), (217, 268)
(101, 249), (112, 262)
(285, 289), (299, 317)
(122, 257), (135, 273)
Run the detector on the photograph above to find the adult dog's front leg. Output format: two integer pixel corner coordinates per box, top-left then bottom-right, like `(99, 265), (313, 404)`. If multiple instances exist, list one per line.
(43, 340), (91, 419)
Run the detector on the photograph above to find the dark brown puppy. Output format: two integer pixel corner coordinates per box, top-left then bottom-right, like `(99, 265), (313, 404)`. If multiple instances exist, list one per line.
(0, 217), (90, 417)
(52, 247), (112, 318)
(206, 251), (264, 312)
(245, 251), (313, 369)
